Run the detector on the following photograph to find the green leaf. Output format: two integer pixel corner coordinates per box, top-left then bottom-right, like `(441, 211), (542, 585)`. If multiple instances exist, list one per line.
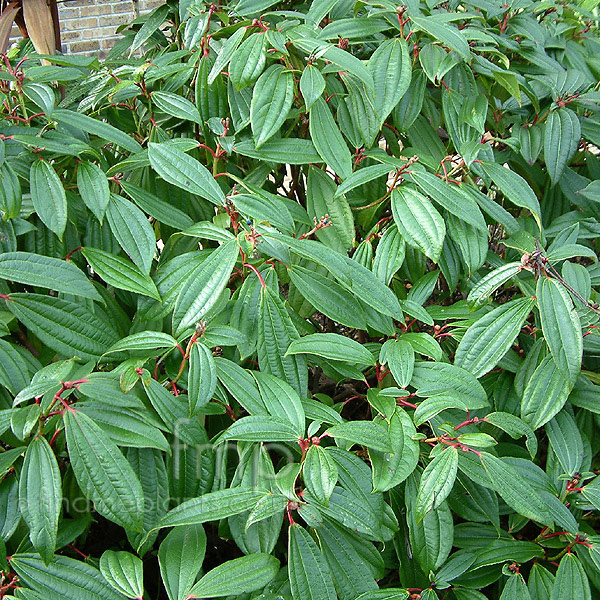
(288, 523), (337, 600)
(407, 172), (487, 232)
(29, 160), (67, 240)
(409, 14), (470, 60)
(159, 525), (206, 600)
(391, 187), (445, 262)
(369, 38), (411, 122)
(479, 453), (553, 526)
(120, 182), (194, 230)
(208, 26), (246, 84)
(544, 108), (581, 186)
(105, 331), (178, 355)
(335, 164), (392, 197)
(82, 247), (160, 300)
(0, 252), (101, 301)
(99, 550), (144, 600)
(129, 4), (170, 56)
(159, 488), (267, 528)
(106, 194), (156, 275)
(64, 410), (144, 531)
(381, 339), (414, 388)
(148, 143), (225, 206)
(254, 371), (305, 436)
(77, 161), (110, 223)
(551, 553), (591, 600)
(229, 32), (266, 90)
(455, 297), (535, 378)
(370, 408), (419, 492)
(152, 91), (202, 124)
(309, 97), (352, 179)
(53, 108), (143, 154)
(11, 554), (127, 600)
(300, 64), (326, 110)
(188, 342), (217, 415)
(521, 355), (569, 430)
(7, 294), (118, 360)
(307, 166), (354, 252)
(494, 71), (521, 104)
(304, 445), (338, 505)
(189, 554), (279, 599)
(327, 421), (392, 453)
(536, 277), (582, 387)
(234, 138), (323, 164)
(258, 285), (307, 397)
(173, 239), (239, 335)
(467, 263), (523, 306)
(251, 65), (294, 147)
(19, 437), (61, 564)
(286, 333), (374, 365)
(416, 446), (458, 521)
(479, 161), (541, 230)
(216, 415), (300, 443)
(288, 265), (367, 330)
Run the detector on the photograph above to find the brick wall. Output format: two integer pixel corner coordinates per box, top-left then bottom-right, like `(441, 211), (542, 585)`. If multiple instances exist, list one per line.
(11, 0), (165, 56)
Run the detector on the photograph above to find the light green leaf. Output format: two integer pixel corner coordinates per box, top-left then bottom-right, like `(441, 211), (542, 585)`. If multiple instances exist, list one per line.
(480, 161), (541, 230)
(160, 488), (267, 528)
(300, 64), (326, 110)
(254, 371), (305, 436)
(251, 65), (294, 147)
(467, 263), (523, 306)
(159, 525), (206, 600)
(152, 91), (202, 124)
(327, 421), (392, 453)
(304, 445), (338, 505)
(11, 554), (127, 600)
(77, 161), (110, 223)
(188, 342), (217, 415)
(216, 415), (300, 443)
(105, 331), (178, 355)
(551, 553), (591, 600)
(234, 138), (322, 164)
(544, 108), (581, 186)
(106, 194), (156, 275)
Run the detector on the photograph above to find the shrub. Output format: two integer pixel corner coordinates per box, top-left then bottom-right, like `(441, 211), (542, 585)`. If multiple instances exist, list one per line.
(0, 0), (599, 598)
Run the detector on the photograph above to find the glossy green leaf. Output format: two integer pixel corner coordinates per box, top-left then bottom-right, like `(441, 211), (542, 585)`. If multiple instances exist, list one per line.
(148, 143), (225, 206)
(188, 342), (217, 415)
(19, 437), (61, 564)
(173, 239), (239, 335)
(189, 553), (279, 599)
(152, 91), (202, 124)
(159, 525), (206, 600)
(544, 108), (581, 185)
(77, 161), (110, 223)
(288, 523), (337, 600)
(309, 97), (352, 179)
(82, 247), (160, 300)
(536, 277), (582, 387)
(391, 187), (445, 262)
(99, 550), (144, 600)
(64, 410), (144, 532)
(286, 333), (374, 365)
(29, 160), (67, 240)
(455, 297), (535, 378)
(416, 446), (458, 521)
(251, 65), (294, 147)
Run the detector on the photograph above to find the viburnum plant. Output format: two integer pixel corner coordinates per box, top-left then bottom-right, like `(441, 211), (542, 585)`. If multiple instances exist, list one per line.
(0, 0), (599, 598)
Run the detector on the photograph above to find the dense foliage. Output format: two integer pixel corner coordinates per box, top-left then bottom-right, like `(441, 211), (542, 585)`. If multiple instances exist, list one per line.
(0, 0), (599, 597)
